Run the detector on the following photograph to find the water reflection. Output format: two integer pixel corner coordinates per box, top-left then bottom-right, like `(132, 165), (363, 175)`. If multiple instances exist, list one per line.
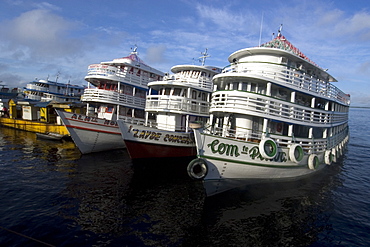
(0, 126), (347, 246)
(191, 161), (345, 246)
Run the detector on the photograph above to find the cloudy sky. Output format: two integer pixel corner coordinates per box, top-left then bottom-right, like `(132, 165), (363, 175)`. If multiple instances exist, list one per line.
(0, 0), (369, 106)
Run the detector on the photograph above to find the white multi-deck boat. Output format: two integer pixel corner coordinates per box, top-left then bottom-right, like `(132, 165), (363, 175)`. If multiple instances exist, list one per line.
(118, 50), (221, 159)
(56, 47), (164, 154)
(187, 32), (350, 196)
(24, 78), (84, 102)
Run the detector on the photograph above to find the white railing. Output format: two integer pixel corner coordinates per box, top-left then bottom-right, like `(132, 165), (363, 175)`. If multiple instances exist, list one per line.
(211, 91), (348, 127)
(82, 88), (146, 108)
(223, 62), (350, 106)
(208, 124), (349, 154)
(145, 95), (210, 116)
(164, 75), (213, 91)
(86, 65), (160, 88)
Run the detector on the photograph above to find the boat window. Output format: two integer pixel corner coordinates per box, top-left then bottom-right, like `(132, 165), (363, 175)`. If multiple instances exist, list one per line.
(173, 88), (181, 96)
(164, 88), (171, 95)
(192, 90), (197, 99)
(250, 83), (256, 93)
(281, 57), (288, 64)
(201, 93), (206, 101)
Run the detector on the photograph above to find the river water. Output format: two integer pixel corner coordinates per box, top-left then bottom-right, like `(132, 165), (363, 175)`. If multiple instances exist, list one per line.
(0, 108), (369, 246)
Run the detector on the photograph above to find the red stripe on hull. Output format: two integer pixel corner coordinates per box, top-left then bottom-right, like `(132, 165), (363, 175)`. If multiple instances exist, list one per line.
(125, 140), (196, 159)
(64, 124), (119, 135)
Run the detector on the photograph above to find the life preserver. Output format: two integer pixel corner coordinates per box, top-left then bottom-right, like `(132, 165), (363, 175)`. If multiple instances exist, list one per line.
(308, 154), (319, 170)
(259, 138), (278, 159)
(324, 150), (332, 165)
(187, 158), (208, 180)
(289, 144), (304, 163)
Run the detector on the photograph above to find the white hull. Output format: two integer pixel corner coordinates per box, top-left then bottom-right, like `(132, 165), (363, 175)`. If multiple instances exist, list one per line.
(191, 129), (348, 196)
(117, 120), (196, 159)
(56, 110), (125, 154)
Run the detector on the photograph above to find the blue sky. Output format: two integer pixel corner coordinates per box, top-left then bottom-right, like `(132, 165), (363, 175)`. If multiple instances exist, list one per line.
(0, 0), (369, 106)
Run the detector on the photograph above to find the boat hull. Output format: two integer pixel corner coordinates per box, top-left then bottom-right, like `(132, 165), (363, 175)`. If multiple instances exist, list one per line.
(191, 129), (348, 196)
(56, 110), (125, 154)
(117, 120), (196, 159)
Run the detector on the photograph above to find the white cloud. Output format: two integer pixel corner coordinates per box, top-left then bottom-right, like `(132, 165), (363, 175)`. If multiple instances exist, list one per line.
(145, 45), (167, 64)
(0, 9), (82, 60)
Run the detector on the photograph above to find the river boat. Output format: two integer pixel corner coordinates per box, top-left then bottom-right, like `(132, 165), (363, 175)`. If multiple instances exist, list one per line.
(187, 31), (350, 196)
(56, 47), (164, 154)
(24, 78), (85, 102)
(118, 50), (221, 159)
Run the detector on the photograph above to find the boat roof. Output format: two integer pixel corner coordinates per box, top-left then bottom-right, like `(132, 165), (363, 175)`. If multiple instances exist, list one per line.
(101, 48), (164, 75)
(259, 34), (319, 67)
(171, 64), (222, 74)
(228, 34), (336, 82)
(29, 79), (85, 89)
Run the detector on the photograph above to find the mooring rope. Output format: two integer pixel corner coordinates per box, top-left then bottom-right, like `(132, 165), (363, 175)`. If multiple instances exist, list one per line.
(0, 225), (55, 247)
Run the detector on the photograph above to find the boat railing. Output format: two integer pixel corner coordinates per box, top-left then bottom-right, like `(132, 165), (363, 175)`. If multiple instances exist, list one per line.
(86, 65), (156, 88)
(164, 75), (213, 90)
(145, 95), (210, 116)
(210, 124), (348, 154)
(118, 116), (149, 126)
(82, 88), (146, 108)
(224, 63), (350, 106)
(211, 91), (348, 127)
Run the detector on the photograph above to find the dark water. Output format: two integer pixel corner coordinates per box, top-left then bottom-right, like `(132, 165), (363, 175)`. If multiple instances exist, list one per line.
(0, 108), (369, 246)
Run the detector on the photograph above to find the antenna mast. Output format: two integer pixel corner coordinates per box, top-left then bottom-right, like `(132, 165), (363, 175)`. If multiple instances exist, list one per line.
(199, 48), (210, 66)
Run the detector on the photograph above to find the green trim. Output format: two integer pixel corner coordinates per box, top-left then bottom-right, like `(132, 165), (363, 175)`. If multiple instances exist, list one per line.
(199, 154), (303, 169)
(264, 139), (277, 157)
(294, 145), (304, 162)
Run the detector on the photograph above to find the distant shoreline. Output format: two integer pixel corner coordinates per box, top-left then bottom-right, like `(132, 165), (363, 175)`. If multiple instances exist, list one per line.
(350, 106), (370, 109)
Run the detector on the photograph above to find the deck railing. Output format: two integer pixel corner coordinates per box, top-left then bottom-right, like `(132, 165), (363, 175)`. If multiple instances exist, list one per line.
(145, 95), (210, 116)
(208, 124), (349, 154)
(82, 88), (146, 109)
(163, 75), (213, 91)
(222, 62), (350, 106)
(85, 64), (159, 88)
(211, 91), (348, 127)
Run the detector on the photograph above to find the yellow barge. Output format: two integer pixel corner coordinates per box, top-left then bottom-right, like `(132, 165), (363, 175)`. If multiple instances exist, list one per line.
(0, 117), (69, 135)
(0, 99), (85, 136)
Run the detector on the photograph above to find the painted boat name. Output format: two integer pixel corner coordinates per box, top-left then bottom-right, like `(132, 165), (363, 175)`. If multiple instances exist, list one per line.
(207, 139), (287, 162)
(128, 125), (194, 144)
(71, 114), (118, 126)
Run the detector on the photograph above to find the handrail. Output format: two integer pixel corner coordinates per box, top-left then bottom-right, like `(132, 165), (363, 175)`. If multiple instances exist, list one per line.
(145, 95), (210, 116)
(221, 62), (350, 106)
(208, 124), (348, 153)
(211, 91), (348, 127)
(82, 88), (146, 108)
(162, 75), (213, 90)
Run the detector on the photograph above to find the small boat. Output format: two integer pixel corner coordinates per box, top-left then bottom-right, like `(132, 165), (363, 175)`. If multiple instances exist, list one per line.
(118, 49), (222, 159)
(187, 29), (350, 196)
(36, 132), (65, 140)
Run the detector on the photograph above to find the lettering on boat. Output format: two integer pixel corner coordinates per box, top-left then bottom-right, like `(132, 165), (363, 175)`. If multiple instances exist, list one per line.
(207, 138), (287, 162)
(127, 125), (194, 144)
(71, 114), (118, 126)
(71, 114), (98, 122)
(207, 139), (240, 157)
